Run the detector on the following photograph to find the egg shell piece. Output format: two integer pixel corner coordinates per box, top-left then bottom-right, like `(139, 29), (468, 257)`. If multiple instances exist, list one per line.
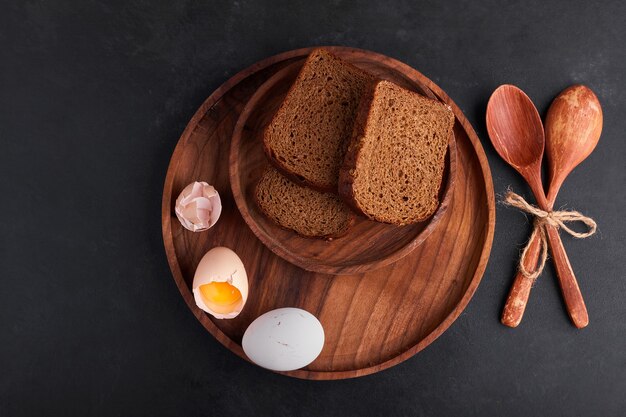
(192, 247), (248, 319)
(175, 181), (222, 232)
(242, 308), (325, 372)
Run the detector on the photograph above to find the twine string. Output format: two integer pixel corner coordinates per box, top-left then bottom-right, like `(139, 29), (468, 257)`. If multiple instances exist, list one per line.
(503, 190), (597, 280)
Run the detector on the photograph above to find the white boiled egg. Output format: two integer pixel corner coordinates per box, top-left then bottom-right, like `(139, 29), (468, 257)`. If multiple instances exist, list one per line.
(192, 247), (248, 319)
(242, 308), (325, 371)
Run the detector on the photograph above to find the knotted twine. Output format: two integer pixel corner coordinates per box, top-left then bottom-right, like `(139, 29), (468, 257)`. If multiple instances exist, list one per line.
(502, 190), (597, 280)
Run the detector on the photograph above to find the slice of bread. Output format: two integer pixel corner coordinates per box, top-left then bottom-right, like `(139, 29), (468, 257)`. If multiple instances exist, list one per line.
(339, 80), (454, 226)
(255, 167), (354, 239)
(263, 49), (373, 192)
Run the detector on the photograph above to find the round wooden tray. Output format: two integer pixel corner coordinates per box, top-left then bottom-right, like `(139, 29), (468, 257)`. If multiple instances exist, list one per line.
(162, 47), (495, 380)
(229, 59), (457, 275)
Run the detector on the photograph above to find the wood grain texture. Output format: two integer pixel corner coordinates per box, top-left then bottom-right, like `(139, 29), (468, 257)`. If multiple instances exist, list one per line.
(162, 47), (495, 379)
(230, 60), (457, 275)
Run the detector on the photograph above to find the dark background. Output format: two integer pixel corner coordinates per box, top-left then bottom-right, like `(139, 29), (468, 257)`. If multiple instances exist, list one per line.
(1, 1), (624, 416)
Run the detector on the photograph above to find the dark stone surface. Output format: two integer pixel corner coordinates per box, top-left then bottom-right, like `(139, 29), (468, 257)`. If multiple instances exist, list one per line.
(1, 1), (624, 416)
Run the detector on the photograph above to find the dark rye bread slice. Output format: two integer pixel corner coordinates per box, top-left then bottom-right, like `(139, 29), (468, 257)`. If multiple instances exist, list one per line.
(263, 49), (373, 192)
(255, 167), (354, 239)
(339, 80), (454, 226)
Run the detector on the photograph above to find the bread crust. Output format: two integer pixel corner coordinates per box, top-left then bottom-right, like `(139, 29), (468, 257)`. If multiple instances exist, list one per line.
(262, 137), (335, 193)
(338, 79), (378, 215)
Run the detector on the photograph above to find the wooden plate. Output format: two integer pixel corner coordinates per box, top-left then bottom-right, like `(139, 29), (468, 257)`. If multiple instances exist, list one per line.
(229, 60), (457, 275)
(162, 47), (495, 380)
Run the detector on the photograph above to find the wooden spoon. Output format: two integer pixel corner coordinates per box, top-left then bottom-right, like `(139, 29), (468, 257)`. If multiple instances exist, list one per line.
(497, 85), (602, 328)
(486, 84), (589, 328)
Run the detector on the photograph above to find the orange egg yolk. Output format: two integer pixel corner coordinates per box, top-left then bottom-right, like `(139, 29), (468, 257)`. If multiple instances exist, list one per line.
(199, 281), (242, 306)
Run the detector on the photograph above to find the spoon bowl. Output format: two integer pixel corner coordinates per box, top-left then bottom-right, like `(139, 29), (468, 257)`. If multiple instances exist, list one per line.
(486, 84), (547, 206)
(545, 85), (603, 203)
(486, 84), (545, 174)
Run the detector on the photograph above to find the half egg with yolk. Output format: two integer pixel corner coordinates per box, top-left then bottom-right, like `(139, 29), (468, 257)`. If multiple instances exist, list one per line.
(192, 247), (248, 319)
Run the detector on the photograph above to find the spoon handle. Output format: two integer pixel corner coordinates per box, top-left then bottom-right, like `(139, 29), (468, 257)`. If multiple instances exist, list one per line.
(501, 223), (589, 328)
(545, 225), (589, 328)
(501, 233), (542, 327)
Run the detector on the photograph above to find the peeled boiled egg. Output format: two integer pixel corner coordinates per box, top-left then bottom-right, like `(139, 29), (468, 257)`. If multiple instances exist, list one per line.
(192, 247), (248, 319)
(242, 308), (325, 372)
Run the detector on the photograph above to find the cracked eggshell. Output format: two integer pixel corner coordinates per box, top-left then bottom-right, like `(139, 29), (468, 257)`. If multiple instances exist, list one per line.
(175, 181), (222, 232)
(192, 247), (248, 319)
(242, 308), (325, 372)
